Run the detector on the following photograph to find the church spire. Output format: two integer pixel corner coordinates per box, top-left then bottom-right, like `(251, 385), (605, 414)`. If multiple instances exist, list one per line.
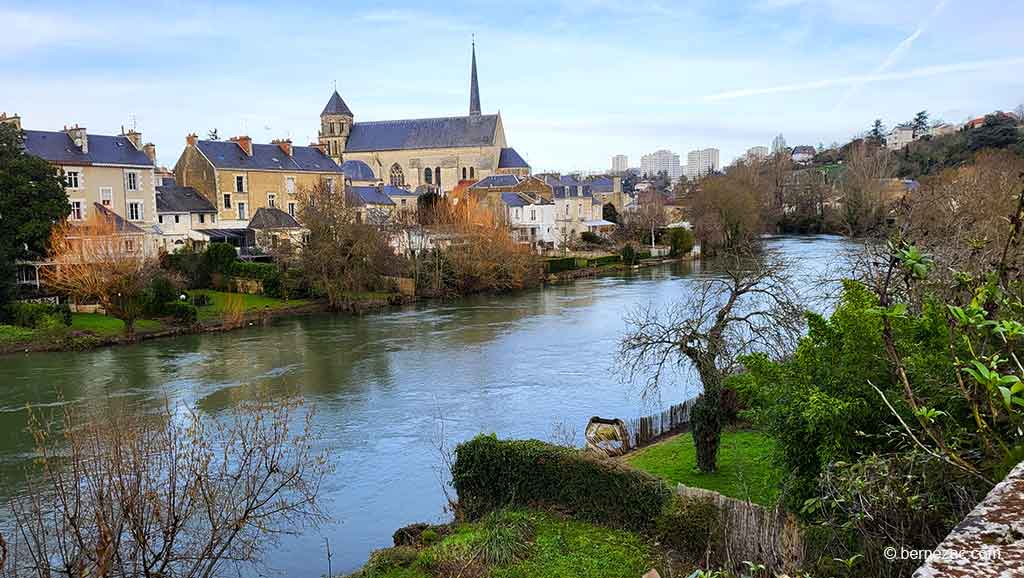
(469, 37), (481, 116)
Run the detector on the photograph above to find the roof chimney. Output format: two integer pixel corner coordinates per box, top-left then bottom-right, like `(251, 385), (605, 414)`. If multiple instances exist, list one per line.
(272, 138), (292, 157)
(0, 112), (21, 130)
(310, 142), (327, 155)
(186, 133), (198, 146)
(122, 127), (142, 150)
(65, 124), (88, 154)
(143, 142), (156, 163)
(230, 135), (253, 156)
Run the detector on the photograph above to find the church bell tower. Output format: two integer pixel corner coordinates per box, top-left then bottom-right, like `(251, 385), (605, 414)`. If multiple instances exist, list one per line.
(319, 89), (353, 162)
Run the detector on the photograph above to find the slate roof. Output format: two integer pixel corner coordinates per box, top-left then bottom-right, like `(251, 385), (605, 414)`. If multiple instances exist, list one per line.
(194, 140), (342, 173)
(384, 185), (419, 197)
(501, 192), (529, 208)
(497, 147), (529, 169)
(248, 207), (302, 229)
(155, 185), (217, 214)
(470, 174), (520, 189)
(22, 130), (154, 167)
(341, 159), (376, 181)
(345, 114), (499, 152)
(83, 203), (145, 234)
(791, 145), (817, 156)
(552, 182), (592, 199)
(349, 185), (397, 206)
(322, 91), (353, 116)
(588, 176), (614, 193)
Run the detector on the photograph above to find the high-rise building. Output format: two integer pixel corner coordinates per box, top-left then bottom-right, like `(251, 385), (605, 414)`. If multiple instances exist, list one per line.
(745, 145), (769, 161)
(611, 154), (629, 173)
(771, 134), (787, 154)
(640, 149), (682, 179)
(686, 148), (720, 179)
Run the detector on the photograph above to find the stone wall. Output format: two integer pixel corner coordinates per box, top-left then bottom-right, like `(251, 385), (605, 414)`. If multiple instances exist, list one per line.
(912, 460), (1024, 577)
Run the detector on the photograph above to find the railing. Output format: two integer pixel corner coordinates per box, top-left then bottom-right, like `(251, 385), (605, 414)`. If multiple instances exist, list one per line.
(626, 397), (698, 448)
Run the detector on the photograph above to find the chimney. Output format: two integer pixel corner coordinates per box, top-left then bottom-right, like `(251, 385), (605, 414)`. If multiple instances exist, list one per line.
(143, 142), (156, 162)
(230, 135), (253, 156)
(272, 138), (292, 157)
(0, 112), (21, 130)
(122, 127), (142, 150)
(65, 124), (88, 154)
(310, 142), (327, 155)
(186, 133), (199, 146)
(613, 176), (622, 194)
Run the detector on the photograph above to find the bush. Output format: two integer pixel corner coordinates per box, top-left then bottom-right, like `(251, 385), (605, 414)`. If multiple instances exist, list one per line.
(5, 302), (72, 329)
(163, 249), (209, 289)
(654, 496), (719, 561)
(229, 261), (277, 280)
(621, 243), (637, 265)
(204, 243), (238, 276)
(580, 231), (605, 245)
(144, 275), (182, 316)
(165, 301), (197, 324)
(666, 228), (695, 257)
(451, 434), (672, 531)
(544, 257), (578, 274)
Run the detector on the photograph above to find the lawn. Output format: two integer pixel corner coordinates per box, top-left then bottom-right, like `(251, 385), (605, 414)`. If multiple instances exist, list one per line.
(190, 290), (312, 321)
(70, 313), (163, 336)
(625, 429), (781, 506)
(351, 509), (662, 578)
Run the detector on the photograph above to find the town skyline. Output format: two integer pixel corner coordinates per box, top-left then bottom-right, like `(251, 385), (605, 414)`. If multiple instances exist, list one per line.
(2, 0), (1022, 171)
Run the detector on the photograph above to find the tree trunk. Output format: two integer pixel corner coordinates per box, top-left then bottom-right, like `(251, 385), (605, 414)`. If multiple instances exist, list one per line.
(692, 358), (723, 472)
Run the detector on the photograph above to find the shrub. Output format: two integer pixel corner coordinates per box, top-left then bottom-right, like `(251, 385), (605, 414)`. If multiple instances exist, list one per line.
(5, 302), (72, 329)
(666, 228), (695, 257)
(719, 386), (742, 423)
(165, 301), (197, 324)
(544, 257), (578, 274)
(654, 496), (720, 561)
(580, 231), (605, 245)
(621, 243), (637, 265)
(144, 275), (182, 316)
(163, 249), (209, 288)
(204, 243), (238, 276)
(451, 434), (672, 531)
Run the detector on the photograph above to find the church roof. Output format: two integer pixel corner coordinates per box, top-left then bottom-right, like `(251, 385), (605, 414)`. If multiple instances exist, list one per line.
(194, 140), (342, 173)
(497, 147), (529, 169)
(322, 90), (353, 116)
(345, 114), (500, 152)
(469, 41), (481, 116)
(341, 159), (376, 181)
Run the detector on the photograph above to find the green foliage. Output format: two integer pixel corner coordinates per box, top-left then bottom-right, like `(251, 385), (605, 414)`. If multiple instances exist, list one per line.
(204, 243), (238, 275)
(165, 301), (198, 324)
(451, 435), (672, 531)
(4, 301), (72, 329)
(580, 231), (604, 245)
(162, 248), (210, 288)
(654, 496), (719, 561)
(626, 430), (781, 506)
(544, 257), (578, 274)
(666, 228), (695, 257)
(621, 243), (637, 266)
(968, 114), (1021, 152)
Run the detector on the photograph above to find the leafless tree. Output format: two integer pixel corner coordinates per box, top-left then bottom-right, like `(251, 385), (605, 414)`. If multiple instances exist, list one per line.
(1, 396), (330, 578)
(618, 250), (803, 471)
(839, 142), (895, 236)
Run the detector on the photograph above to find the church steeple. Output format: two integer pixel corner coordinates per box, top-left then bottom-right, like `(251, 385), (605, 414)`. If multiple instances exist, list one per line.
(319, 88), (354, 162)
(469, 38), (481, 116)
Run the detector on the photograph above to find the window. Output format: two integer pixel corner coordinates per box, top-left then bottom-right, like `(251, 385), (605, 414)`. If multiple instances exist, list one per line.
(100, 187), (112, 206)
(286, 176), (295, 194)
(326, 177), (335, 193)
(470, 167), (475, 178)
(531, 209), (536, 221)
(435, 166), (441, 190)
(174, 214), (180, 224)
(288, 202), (297, 217)
(223, 193), (232, 209)
(238, 202), (247, 220)
(424, 167), (432, 185)
(124, 239), (134, 252)
(400, 199), (407, 207)
(128, 200), (143, 221)
(268, 192), (276, 208)
(234, 175), (246, 193)
(390, 163), (404, 186)
(65, 170), (80, 189)
(578, 204), (583, 218)
(70, 200), (84, 220)
(211, 214), (216, 223)
(125, 171), (138, 192)
(158, 215), (164, 224)
(462, 167), (467, 180)
(199, 213), (206, 224)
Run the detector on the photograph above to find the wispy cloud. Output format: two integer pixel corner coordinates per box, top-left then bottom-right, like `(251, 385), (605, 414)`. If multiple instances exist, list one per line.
(701, 57), (1024, 102)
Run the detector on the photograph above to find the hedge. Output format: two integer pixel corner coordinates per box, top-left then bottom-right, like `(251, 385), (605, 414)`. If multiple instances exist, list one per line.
(544, 257), (578, 274)
(229, 261), (278, 280)
(451, 435), (672, 531)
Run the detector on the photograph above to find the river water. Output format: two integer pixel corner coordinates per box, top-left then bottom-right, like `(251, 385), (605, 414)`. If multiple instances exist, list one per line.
(0, 235), (855, 575)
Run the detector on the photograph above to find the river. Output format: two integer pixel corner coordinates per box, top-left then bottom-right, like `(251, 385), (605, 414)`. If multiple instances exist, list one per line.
(0, 235), (855, 575)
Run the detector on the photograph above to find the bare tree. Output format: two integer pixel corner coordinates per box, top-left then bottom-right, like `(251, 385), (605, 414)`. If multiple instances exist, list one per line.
(43, 211), (158, 338)
(2, 396), (330, 578)
(618, 250), (803, 471)
(839, 142), (895, 236)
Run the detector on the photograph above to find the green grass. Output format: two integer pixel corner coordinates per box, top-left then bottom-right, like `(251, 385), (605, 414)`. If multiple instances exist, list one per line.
(350, 510), (661, 578)
(70, 313), (163, 336)
(190, 290), (312, 321)
(0, 324), (36, 344)
(626, 429), (781, 506)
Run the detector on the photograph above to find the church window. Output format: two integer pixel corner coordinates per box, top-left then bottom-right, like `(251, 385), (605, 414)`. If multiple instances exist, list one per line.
(470, 167), (475, 178)
(424, 167), (432, 185)
(390, 163), (405, 186)
(462, 167), (467, 180)
(435, 166), (441, 190)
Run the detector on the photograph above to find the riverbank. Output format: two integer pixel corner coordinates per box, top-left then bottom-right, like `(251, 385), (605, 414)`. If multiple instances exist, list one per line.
(0, 255), (693, 356)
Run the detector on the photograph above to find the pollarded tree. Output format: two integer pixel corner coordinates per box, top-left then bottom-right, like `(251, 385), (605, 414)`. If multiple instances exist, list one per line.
(618, 250), (803, 471)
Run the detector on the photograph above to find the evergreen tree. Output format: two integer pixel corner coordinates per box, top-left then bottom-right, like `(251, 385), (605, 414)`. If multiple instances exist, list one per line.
(868, 119), (886, 146)
(912, 110), (929, 137)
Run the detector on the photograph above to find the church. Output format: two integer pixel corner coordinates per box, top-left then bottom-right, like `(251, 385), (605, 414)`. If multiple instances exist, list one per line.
(317, 43), (530, 194)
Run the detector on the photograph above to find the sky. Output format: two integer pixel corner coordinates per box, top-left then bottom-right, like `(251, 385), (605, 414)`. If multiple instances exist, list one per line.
(2, 0), (1022, 172)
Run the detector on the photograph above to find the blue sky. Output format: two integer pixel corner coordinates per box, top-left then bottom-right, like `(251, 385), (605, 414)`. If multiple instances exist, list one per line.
(2, 0), (1022, 172)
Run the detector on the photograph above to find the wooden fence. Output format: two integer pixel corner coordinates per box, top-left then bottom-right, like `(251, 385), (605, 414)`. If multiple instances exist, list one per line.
(626, 397), (698, 448)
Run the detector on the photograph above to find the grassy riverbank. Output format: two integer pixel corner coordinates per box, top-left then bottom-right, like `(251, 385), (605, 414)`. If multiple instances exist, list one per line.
(625, 429), (781, 506)
(347, 509), (670, 578)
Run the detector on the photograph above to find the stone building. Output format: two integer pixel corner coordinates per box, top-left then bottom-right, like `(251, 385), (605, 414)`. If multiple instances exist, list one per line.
(317, 42), (530, 193)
